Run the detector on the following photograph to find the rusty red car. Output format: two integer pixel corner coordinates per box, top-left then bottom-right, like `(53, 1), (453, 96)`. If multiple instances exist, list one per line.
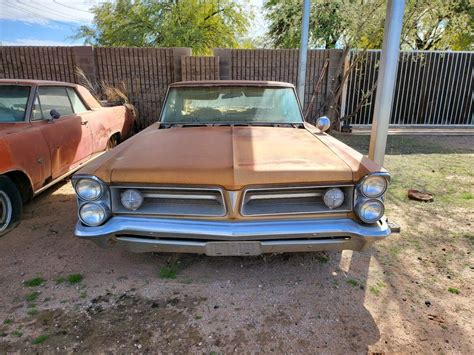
(0, 79), (135, 236)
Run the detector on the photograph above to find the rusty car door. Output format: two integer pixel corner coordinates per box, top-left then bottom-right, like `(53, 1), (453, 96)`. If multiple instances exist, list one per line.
(0, 84), (51, 191)
(33, 86), (93, 179)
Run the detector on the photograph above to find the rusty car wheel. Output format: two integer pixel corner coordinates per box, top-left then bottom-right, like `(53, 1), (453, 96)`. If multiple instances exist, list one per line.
(0, 176), (22, 237)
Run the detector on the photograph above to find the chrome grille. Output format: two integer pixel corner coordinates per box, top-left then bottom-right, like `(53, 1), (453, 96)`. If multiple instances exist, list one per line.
(241, 185), (353, 216)
(111, 186), (226, 217)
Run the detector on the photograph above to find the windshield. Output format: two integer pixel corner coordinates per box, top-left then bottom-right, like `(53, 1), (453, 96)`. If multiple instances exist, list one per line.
(0, 85), (31, 122)
(161, 86), (303, 124)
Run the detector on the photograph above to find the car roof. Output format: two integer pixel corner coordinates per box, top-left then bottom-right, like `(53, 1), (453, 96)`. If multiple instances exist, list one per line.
(0, 79), (78, 87)
(169, 80), (295, 88)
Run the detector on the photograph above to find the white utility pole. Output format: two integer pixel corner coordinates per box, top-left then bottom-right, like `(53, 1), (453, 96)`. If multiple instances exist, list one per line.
(297, 0), (311, 106)
(368, 0), (406, 165)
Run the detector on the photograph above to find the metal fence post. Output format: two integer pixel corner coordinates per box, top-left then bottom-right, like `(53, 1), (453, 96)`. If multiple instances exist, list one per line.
(297, 0), (311, 107)
(368, 0), (405, 165)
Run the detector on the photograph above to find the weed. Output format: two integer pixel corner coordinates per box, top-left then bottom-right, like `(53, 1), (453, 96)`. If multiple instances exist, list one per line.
(369, 282), (386, 296)
(159, 261), (182, 279)
(11, 330), (23, 337)
(462, 233), (474, 245)
(27, 307), (38, 316)
(24, 278), (45, 287)
(315, 254), (330, 264)
(80, 291), (87, 299)
(179, 277), (193, 284)
(159, 266), (177, 279)
(194, 315), (203, 320)
(448, 287), (460, 294)
(347, 279), (359, 287)
(55, 277), (66, 285)
(25, 292), (40, 303)
(460, 192), (473, 200)
(31, 334), (48, 345)
(67, 274), (84, 284)
(3, 318), (13, 325)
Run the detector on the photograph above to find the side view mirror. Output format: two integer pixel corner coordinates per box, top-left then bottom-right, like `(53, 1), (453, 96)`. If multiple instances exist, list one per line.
(316, 116), (331, 132)
(50, 109), (61, 120)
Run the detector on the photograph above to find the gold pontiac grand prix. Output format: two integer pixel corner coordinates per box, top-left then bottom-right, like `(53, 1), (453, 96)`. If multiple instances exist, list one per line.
(72, 81), (396, 256)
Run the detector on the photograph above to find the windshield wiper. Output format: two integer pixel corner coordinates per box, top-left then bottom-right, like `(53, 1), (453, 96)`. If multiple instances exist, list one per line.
(159, 122), (305, 128)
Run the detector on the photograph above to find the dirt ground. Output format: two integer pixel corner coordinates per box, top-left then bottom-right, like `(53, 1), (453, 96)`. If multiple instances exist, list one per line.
(0, 135), (473, 353)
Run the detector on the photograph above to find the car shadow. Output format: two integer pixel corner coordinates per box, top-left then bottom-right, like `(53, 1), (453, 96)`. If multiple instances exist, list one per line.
(145, 249), (379, 352)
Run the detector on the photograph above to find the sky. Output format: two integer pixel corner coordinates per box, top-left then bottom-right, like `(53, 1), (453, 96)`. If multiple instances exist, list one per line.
(0, 0), (267, 46)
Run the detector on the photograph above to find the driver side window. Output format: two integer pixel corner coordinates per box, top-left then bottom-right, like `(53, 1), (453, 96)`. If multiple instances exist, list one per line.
(36, 87), (74, 119)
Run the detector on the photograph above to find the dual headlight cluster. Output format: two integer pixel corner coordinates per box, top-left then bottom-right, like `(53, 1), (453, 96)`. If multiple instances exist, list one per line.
(354, 174), (388, 224)
(320, 173), (387, 224)
(73, 177), (111, 227)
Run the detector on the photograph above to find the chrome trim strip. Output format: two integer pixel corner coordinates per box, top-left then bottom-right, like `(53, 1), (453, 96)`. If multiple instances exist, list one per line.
(141, 193), (219, 201)
(248, 192), (322, 200)
(35, 153), (106, 196)
(241, 184), (354, 216)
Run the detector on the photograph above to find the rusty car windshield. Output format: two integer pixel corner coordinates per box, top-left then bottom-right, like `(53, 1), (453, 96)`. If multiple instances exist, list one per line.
(0, 85), (31, 122)
(161, 86), (303, 124)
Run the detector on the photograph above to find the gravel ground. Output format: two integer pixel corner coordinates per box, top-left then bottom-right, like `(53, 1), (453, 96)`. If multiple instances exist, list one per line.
(0, 135), (473, 353)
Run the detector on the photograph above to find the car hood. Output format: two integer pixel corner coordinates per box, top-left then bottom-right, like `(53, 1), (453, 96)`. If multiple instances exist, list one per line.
(84, 125), (358, 190)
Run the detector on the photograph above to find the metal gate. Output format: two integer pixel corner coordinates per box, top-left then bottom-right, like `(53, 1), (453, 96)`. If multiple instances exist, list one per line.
(343, 50), (473, 126)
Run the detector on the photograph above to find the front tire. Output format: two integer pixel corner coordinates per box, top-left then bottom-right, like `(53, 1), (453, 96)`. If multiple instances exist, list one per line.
(0, 176), (22, 236)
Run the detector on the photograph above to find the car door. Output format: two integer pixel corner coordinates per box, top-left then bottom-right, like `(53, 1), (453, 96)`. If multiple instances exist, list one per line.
(33, 86), (93, 179)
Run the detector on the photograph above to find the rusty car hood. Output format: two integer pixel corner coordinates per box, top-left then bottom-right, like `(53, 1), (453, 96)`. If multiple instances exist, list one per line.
(82, 125), (369, 190)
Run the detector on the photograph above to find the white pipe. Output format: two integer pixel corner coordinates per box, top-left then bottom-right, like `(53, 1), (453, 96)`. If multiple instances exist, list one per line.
(297, 0), (311, 106)
(368, 0), (406, 165)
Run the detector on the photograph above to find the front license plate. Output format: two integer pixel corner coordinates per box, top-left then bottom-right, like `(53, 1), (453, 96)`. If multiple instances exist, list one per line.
(206, 241), (262, 256)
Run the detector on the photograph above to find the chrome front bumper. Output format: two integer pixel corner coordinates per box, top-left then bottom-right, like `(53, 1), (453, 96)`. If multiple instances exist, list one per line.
(75, 216), (392, 255)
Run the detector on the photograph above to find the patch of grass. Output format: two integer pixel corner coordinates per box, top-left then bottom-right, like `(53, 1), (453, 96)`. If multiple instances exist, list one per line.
(3, 318), (13, 325)
(26, 307), (38, 316)
(369, 282), (386, 296)
(11, 330), (23, 337)
(159, 266), (177, 279)
(67, 274), (84, 284)
(194, 315), (202, 320)
(24, 278), (45, 287)
(462, 233), (474, 245)
(31, 334), (48, 345)
(80, 291), (87, 299)
(179, 277), (193, 284)
(315, 254), (330, 264)
(346, 279), (359, 287)
(55, 277), (66, 285)
(448, 287), (460, 294)
(460, 192), (473, 200)
(25, 292), (40, 303)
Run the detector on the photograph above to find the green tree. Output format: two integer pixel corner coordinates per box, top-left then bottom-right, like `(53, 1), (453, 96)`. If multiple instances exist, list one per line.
(264, 0), (347, 49)
(264, 0), (473, 51)
(73, 0), (249, 54)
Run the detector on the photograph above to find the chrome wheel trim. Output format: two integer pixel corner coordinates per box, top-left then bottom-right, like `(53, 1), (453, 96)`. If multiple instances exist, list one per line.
(0, 190), (13, 233)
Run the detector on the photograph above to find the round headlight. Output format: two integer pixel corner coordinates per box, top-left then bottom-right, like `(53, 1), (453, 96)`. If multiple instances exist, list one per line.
(75, 178), (103, 201)
(361, 175), (387, 198)
(79, 202), (108, 226)
(323, 188), (344, 209)
(356, 199), (384, 223)
(121, 189), (144, 211)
